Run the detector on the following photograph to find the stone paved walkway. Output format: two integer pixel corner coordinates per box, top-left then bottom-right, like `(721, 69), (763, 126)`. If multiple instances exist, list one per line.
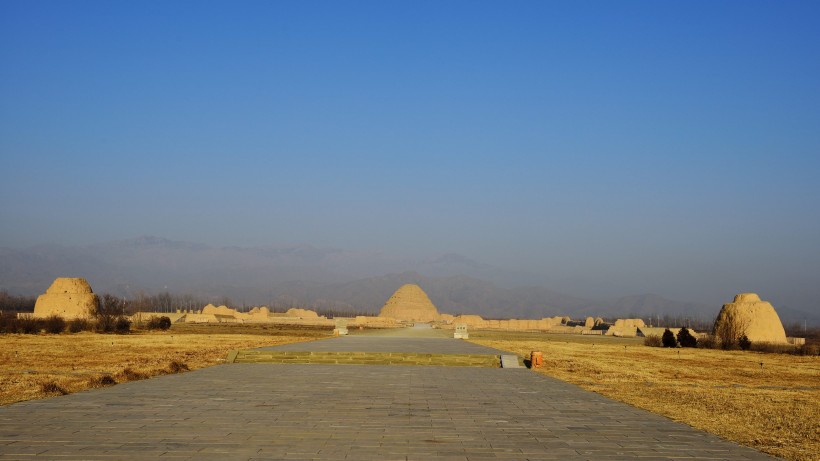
(0, 327), (779, 460)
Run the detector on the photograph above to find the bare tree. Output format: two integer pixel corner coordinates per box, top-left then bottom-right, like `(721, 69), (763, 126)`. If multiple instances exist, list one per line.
(714, 312), (751, 350)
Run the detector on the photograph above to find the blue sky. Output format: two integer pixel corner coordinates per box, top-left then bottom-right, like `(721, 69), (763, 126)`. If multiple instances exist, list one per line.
(1, 1), (819, 309)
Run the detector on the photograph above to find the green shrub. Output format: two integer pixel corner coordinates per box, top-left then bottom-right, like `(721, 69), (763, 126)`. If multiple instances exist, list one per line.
(677, 328), (698, 348)
(643, 334), (662, 347)
(661, 328), (677, 348)
(739, 335), (752, 351)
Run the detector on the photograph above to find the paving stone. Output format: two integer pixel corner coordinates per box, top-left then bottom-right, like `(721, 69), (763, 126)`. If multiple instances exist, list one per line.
(500, 354), (522, 368)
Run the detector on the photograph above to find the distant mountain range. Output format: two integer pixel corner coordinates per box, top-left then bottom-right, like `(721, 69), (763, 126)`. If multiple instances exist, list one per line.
(1, 236), (818, 326)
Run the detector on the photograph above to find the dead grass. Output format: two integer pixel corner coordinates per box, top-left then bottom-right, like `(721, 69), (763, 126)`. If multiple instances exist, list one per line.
(469, 330), (820, 461)
(0, 324), (328, 405)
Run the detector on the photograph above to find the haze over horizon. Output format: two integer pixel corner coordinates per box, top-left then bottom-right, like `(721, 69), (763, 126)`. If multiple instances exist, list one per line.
(2, 2), (819, 315)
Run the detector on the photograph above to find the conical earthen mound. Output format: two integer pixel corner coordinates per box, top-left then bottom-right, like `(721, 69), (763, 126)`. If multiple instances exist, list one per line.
(33, 277), (99, 319)
(712, 293), (787, 344)
(378, 284), (440, 322)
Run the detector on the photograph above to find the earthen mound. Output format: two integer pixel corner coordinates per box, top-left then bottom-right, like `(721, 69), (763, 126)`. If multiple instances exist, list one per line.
(614, 318), (646, 328)
(33, 277), (99, 319)
(712, 293), (787, 344)
(202, 304), (237, 316)
(378, 284), (440, 322)
(452, 315), (486, 327)
(285, 308), (319, 318)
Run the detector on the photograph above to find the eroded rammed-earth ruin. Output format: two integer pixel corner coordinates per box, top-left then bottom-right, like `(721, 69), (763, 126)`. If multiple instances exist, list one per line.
(33, 277), (99, 320)
(712, 293), (788, 344)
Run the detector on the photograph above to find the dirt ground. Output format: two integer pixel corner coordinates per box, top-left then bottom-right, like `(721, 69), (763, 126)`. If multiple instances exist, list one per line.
(469, 330), (820, 461)
(0, 324), (331, 405)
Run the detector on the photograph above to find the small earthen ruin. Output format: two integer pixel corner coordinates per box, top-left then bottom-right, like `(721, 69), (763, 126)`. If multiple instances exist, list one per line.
(134, 302), (401, 329)
(447, 315), (570, 331)
(33, 277), (99, 320)
(603, 318), (648, 337)
(138, 304), (336, 325)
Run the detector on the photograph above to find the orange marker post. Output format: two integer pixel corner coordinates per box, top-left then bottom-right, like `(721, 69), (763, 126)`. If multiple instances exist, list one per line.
(530, 351), (543, 368)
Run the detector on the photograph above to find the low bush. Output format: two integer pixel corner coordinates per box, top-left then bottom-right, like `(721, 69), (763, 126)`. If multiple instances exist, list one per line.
(677, 328), (698, 348)
(120, 368), (148, 381)
(40, 381), (68, 396)
(661, 328), (677, 348)
(167, 360), (189, 373)
(747, 342), (820, 355)
(0, 311), (18, 333)
(645, 329), (820, 356)
(43, 315), (66, 334)
(16, 316), (41, 334)
(720, 338), (738, 350)
(146, 316), (172, 330)
(749, 342), (792, 354)
(114, 316), (131, 334)
(694, 336), (819, 356)
(67, 318), (92, 333)
(795, 344), (820, 356)
(95, 313), (116, 333)
(88, 375), (117, 388)
(643, 334), (662, 347)
(697, 334), (718, 349)
(95, 314), (130, 334)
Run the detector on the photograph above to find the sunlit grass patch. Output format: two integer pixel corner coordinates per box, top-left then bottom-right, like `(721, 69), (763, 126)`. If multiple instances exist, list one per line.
(469, 330), (819, 461)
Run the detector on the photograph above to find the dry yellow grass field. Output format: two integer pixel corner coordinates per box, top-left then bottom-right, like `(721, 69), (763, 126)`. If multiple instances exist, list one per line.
(469, 331), (819, 461)
(0, 324), (330, 406)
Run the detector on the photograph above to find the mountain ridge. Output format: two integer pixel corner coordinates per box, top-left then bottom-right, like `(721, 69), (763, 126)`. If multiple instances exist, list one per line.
(1, 236), (817, 325)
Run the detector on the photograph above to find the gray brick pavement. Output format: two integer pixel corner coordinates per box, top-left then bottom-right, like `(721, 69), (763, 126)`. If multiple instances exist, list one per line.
(0, 330), (779, 460)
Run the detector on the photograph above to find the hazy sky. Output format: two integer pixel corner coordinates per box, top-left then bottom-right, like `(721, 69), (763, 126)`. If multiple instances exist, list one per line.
(1, 1), (819, 309)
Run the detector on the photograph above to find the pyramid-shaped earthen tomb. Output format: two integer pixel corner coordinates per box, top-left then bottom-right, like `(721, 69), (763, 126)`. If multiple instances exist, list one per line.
(378, 284), (440, 322)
